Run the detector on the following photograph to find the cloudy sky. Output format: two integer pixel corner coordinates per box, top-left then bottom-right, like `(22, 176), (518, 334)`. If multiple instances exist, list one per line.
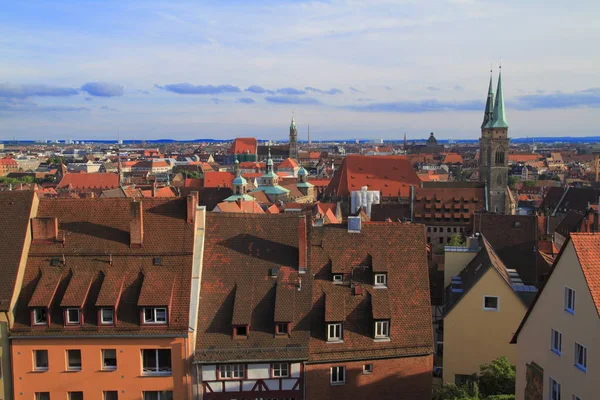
(1, 0), (599, 141)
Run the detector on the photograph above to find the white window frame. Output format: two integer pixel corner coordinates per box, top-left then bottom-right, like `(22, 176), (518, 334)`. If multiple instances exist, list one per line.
(551, 329), (562, 356)
(363, 363), (373, 374)
(483, 296), (499, 311)
(101, 308), (114, 325)
(332, 274), (343, 284)
(33, 308), (47, 325)
(102, 349), (117, 371)
(374, 273), (387, 287)
(327, 323), (342, 342)
(141, 349), (172, 375)
(574, 343), (587, 373)
(143, 307), (167, 324)
(142, 391), (173, 400)
(66, 349), (82, 371)
(66, 308), (81, 324)
(374, 320), (390, 339)
(565, 287), (575, 314)
(33, 350), (49, 371)
(549, 377), (561, 400)
(272, 362), (289, 378)
(219, 364), (245, 379)
(330, 365), (346, 385)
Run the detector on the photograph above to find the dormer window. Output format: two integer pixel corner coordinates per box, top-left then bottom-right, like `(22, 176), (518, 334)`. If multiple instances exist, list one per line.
(100, 308), (114, 325)
(332, 274), (343, 284)
(374, 320), (390, 340)
(276, 322), (290, 335)
(327, 323), (343, 342)
(233, 325), (249, 339)
(33, 308), (48, 325)
(66, 308), (81, 325)
(374, 273), (387, 288)
(143, 307), (167, 324)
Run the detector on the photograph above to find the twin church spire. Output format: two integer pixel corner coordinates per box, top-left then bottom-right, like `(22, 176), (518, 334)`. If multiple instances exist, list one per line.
(481, 66), (508, 130)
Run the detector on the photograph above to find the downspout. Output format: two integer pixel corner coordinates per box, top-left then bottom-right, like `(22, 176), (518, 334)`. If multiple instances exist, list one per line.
(409, 185), (415, 222)
(484, 182), (489, 212)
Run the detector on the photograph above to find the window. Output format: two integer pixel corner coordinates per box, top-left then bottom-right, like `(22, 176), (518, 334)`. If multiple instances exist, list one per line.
(374, 273), (387, 287)
(551, 329), (562, 356)
(327, 323), (342, 342)
(220, 364), (244, 379)
(549, 377), (561, 400)
(235, 325), (248, 337)
(143, 307), (167, 324)
(565, 287), (575, 314)
(100, 308), (114, 324)
(332, 274), (343, 283)
(33, 350), (49, 371)
(574, 343), (587, 372)
(102, 349), (117, 370)
(427, 227), (431, 232)
(66, 308), (80, 325)
(483, 296), (499, 311)
(104, 392), (118, 400)
(141, 349), (171, 375)
(143, 392), (173, 400)
(427, 237), (431, 243)
(68, 392), (83, 400)
(33, 308), (47, 325)
(439, 237), (443, 244)
(433, 227), (437, 233)
(35, 394), (50, 400)
(276, 322), (289, 335)
(66, 350), (82, 371)
(272, 362), (289, 377)
(363, 364), (373, 374)
(330, 366), (345, 385)
(374, 320), (389, 339)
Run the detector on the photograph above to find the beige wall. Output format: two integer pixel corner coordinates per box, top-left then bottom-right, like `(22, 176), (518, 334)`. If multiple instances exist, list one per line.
(515, 242), (599, 400)
(444, 249), (478, 288)
(444, 268), (527, 383)
(0, 315), (10, 400)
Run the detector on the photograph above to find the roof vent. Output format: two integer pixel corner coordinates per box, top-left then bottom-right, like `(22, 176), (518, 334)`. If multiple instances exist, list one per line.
(153, 257), (162, 266)
(348, 216), (361, 233)
(269, 267), (279, 278)
(353, 285), (364, 296)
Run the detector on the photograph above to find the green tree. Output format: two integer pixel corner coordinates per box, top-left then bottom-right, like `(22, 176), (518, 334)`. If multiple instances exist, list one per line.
(433, 382), (478, 400)
(448, 233), (465, 247)
(478, 357), (516, 398)
(523, 180), (536, 187)
(46, 156), (64, 165)
(507, 176), (519, 188)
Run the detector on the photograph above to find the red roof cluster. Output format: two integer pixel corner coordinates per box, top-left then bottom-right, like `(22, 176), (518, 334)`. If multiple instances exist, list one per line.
(230, 137), (258, 154)
(57, 173), (119, 190)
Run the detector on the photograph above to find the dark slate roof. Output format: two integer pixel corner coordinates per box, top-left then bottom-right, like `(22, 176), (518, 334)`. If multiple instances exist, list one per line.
(195, 213), (311, 363)
(0, 191), (35, 312)
(12, 197), (194, 337)
(540, 186), (600, 215)
(555, 210), (585, 238)
(309, 222), (433, 362)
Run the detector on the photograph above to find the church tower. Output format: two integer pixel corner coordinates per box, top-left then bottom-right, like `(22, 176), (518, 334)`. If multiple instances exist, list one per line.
(479, 67), (509, 213)
(289, 113), (298, 160)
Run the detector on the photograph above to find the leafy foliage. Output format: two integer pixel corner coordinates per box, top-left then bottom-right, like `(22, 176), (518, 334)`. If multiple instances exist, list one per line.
(448, 233), (465, 247)
(478, 357), (516, 397)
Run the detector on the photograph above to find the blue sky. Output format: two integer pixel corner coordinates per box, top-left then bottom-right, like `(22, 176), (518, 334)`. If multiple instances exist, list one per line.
(1, 0), (599, 141)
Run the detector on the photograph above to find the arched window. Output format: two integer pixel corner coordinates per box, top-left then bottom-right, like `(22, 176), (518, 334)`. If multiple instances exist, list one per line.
(495, 149), (505, 165)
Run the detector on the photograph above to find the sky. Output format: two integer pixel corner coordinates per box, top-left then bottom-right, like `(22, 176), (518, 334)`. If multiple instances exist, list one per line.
(1, 0), (599, 141)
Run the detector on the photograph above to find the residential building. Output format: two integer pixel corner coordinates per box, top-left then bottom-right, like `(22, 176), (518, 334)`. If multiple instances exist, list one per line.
(277, 157), (300, 177)
(0, 157), (19, 176)
(229, 138), (258, 163)
(56, 173), (120, 194)
(512, 233), (600, 400)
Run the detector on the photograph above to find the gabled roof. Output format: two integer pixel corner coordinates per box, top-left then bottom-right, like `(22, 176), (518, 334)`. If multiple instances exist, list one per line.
(230, 137), (258, 155)
(203, 171), (234, 188)
(214, 200), (264, 214)
(540, 186), (600, 215)
(57, 173), (119, 190)
(277, 158), (299, 169)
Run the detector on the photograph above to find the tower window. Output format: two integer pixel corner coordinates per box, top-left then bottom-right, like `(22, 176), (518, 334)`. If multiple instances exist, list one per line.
(495, 151), (505, 165)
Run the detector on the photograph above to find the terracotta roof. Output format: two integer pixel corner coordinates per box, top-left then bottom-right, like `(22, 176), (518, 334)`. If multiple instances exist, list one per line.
(0, 157), (18, 165)
(60, 270), (95, 307)
(508, 154), (540, 163)
(0, 191), (35, 311)
(325, 155), (420, 197)
(265, 204), (280, 214)
(134, 159), (170, 169)
(142, 186), (176, 198)
(138, 270), (176, 306)
(203, 171), (234, 188)
(443, 153), (464, 164)
(230, 137), (258, 154)
(307, 178), (331, 187)
(571, 234), (600, 315)
(412, 186), (485, 225)
(278, 158), (299, 169)
(184, 178), (203, 190)
(57, 173), (119, 190)
(215, 200), (264, 214)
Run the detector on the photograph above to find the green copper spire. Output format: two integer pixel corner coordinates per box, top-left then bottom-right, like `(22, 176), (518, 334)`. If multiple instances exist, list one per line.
(290, 112), (296, 133)
(491, 67), (508, 128)
(481, 69), (494, 129)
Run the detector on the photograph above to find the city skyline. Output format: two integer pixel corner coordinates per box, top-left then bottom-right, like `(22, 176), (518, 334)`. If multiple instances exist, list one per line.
(1, 0), (599, 141)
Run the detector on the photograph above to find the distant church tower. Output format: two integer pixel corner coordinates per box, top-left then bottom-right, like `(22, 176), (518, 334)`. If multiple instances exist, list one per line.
(479, 67), (509, 213)
(289, 113), (298, 160)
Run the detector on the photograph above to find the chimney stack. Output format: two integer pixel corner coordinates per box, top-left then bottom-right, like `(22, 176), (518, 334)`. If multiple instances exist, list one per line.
(130, 200), (144, 248)
(298, 215), (307, 274)
(31, 217), (59, 243)
(187, 191), (198, 224)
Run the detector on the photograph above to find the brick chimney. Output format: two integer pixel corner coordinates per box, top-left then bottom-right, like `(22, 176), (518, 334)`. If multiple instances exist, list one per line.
(130, 200), (144, 248)
(187, 191), (198, 224)
(298, 215), (307, 273)
(31, 217), (58, 243)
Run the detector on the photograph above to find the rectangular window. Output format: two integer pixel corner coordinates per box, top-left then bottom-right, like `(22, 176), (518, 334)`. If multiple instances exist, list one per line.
(141, 349), (171, 375)
(565, 287), (575, 314)
(574, 343), (587, 372)
(374, 274), (387, 287)
(235, 325), (248, 337)
(143, 307), (167, 324)
(332, 274), (343, 283)
(272, 362), (289, 377)
(33, 350), (49, 371)
(375, 320), (389, 339)
(327, 323), (342, 341)
(66, 308), (80, 325)
(35, 394), (50, 400)
(102, 349), (117, 370)
(101, 308), (114, 324)
(549, 377), (561, 400)
(551, 329), (562, 356)
(66, 350), (82, 371)
(483, 296), (499, 311)
(142, 392), (173, 400)
(276, 323), (289, 335)
(219, 364), (245, 379)
(68, 392), (83, 400)
(103, 392), (118, 400)
(363, 364), (373, 374)
(330, 366), (345, 385)
(439, 237), (443, 244)
(33, 308), (47, 325)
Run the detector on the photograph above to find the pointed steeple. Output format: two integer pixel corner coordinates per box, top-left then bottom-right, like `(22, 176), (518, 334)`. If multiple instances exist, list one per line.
(491, 66), (509, 128)
(290, 112), (296, 134)
(481, 68), (495, 129)
(266, 146), (274, 173)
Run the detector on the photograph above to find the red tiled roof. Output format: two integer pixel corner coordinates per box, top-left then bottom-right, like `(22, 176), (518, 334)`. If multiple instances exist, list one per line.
(0, 157), (18, 166)
(509, 153), (540, 163)
(307, 178), (330, 187)
(277, 158), (299, 169)
(265, 203), (280, 214)
(443, 153), (464, 164)
(571, 234), (600, 315)
(60, 270), (95, 308)
(230, 137), (258, 154)
(57, 173), (119, 190)
(203, 171), (234, 188)
(238, 162), (265, 169)
(326, 155), (420, 197)
(215, 200), (264, 214)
